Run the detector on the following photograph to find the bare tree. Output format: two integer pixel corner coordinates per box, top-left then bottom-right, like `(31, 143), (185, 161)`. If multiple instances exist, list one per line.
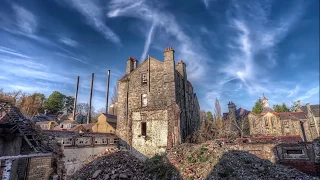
(214, 98), (221, 121)
(111, 85), (118, 104)
(0, 88), (22, 105)
(77, 103), (89, 114)
(19, 93), (45, 118)
(229, 112), (250, 138)
(213, 119), (226, 138)
(200, 110), (207, 124)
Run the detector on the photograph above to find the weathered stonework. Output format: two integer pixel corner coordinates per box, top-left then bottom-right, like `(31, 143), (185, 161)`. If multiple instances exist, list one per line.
(27, 156), (52, 180)
(248, 97), (320, 142)
(117, 47), (200, 157)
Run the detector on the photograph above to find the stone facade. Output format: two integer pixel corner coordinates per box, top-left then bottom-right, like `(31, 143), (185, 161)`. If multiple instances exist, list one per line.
(117, 47), (200, 157)
(248, 97), (320, 142)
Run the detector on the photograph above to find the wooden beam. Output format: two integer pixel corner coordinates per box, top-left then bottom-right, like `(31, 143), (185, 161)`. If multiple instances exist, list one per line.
(0, 153), (52, 160)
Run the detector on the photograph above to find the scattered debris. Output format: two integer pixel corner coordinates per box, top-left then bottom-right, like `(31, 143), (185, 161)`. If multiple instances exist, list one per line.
(72, 142), (319, 180)
(72, 151), (154, 180)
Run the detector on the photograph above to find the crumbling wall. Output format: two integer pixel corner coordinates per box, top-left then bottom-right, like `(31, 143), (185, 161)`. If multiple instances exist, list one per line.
(0, 136), (22, 180)
(27, 156), (52, 180)
(63, 146), (117, 176)
(131, 110), (168, 158)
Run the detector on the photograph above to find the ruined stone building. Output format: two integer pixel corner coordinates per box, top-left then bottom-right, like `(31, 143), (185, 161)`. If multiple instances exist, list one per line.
(116, 47), (200, 157)
(0, 100), (53, 180)
(248, 96), (320, 142)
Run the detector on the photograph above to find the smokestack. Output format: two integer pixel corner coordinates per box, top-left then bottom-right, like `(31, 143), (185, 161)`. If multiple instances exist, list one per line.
(106, 70), (111, 114)
(87, 73), (94, 124)
(72, 76), (80, 120)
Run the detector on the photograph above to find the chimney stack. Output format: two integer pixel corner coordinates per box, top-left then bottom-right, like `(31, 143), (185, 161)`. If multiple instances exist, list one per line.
(126, 57), (138, 74)
(106, 70), (110, 114)
(87, 73), (94, 124)
(72, 76), (80, 120)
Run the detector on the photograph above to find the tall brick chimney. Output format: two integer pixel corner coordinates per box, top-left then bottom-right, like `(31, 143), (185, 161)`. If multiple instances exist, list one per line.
(126, 57), (138, 74)
(164, 47), (177, 149)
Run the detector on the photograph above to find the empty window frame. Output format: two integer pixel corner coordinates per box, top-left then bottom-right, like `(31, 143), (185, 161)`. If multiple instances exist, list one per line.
(141, 94), (147, 107)
(271, 116), (275, 128)
(286, 150), (303, 155)
(141, 73), (147, 85)
(141, 122), (147, 136)
(265, 118), (269, 126)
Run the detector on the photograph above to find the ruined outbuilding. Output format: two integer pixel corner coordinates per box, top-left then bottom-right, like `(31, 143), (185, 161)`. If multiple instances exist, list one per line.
(0, 100), (53, 180)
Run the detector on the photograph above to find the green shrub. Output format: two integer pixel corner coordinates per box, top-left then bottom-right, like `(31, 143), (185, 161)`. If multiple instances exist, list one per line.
(200, 156), (208, 162)
(188, 156), (196, 163)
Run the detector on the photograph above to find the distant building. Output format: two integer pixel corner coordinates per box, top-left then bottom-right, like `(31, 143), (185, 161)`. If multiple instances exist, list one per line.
(53, 120), (77, 130)
(35, 121), (58, 130)
(92, 113), (117, 134)
(248, 96), (320, 141)
(117, 47), (200, 157)
(109, 103), (118, 116)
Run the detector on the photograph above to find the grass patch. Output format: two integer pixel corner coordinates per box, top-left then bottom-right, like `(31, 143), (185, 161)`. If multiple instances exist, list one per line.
(187, 176), (194, 180)
(200, 156), (208, 162)
(200, 147), (208, 155)
(188, 156), (196, 163)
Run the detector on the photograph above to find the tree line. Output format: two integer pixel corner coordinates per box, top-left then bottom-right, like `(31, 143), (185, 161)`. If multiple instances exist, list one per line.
(0, 88), (116, 122)
(252, 99), (301, 114)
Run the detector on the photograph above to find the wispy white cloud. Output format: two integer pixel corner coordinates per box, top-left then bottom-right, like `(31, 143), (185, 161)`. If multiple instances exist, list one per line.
(140, 21), (156, 61)
(203, 0), (217, 9)
(287, 85), (300, 97)
(12, 4), (37, 35)
(54, 52), (87, 64)
(59, 37), (79, 47)
(221, 0), (305, 96)
(297, 86), (319, 101)
(0, 57), (47, 70)
(287, 53), (304, 67)
(0, 76), (8, 80)
(0, 46), (32, 59)
(108, 0), (209, 81)
(62, 0), (121, 45)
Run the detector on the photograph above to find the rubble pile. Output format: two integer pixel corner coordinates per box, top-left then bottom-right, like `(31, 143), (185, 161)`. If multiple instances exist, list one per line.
(167, 142), (319, 180)
(207, 150), (318, 180)
(73, 142), (319, 180)
(72, 151), (153, 180)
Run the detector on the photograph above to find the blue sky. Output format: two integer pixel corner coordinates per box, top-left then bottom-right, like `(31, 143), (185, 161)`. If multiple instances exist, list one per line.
(0, 0), (319, 112)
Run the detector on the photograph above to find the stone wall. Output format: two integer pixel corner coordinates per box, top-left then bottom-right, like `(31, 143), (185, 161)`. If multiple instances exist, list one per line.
(43, 131), (119, 176)
(249, 113), (307, 140)
(27, 156), (52, 180)
(63, 146), (117, 176)
(131, 110), (168, 157)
